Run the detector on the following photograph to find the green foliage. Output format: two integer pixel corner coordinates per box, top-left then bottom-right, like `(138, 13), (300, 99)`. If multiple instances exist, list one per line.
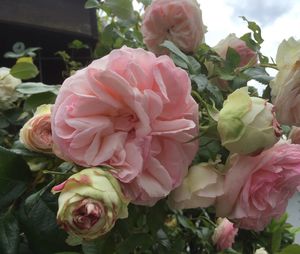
(10, 62), (39, 80)
(0, 146), (31, 210)
(16, 82), (60, 95)
(276, 244), (300, 254)
(0, 212), (20, 254)
(4, 42), (41, 59)
(243, 67), (273, 85)
(19, 191), (78, 254)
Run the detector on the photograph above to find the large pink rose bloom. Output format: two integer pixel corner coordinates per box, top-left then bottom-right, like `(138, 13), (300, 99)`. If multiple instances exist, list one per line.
(216, 142), (300, 231)
(141, 0), (205, 55)
(51, 46), (199, 206)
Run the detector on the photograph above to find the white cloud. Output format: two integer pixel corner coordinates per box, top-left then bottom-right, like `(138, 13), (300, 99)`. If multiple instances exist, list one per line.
(198, 0), (300, 59)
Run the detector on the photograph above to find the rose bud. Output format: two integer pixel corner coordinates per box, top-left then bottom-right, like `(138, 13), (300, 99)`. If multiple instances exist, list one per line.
(212, 218), (238, 251)
(214, 33), (257, 67)
(217, 87), (281, 155)
(168, 163), (224, 209)
(52, 168), (129, 241)
(270, 37), (300, 126)
(19, 104), (53, 153)
(0, 67), (21, 110)
(141, 0), (206, 55)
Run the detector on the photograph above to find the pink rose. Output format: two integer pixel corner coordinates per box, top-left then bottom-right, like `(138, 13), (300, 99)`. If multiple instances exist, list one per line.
(270, 38), (300, 126)
(214, 34), (257, 67)
(216, 141), (300, 231)
(20, 104), (53, 153)
(289, 127), (300, 144)
(51, 46), (199, 206)
(212, 218), (238, 251)
(141, 0), (205, 55)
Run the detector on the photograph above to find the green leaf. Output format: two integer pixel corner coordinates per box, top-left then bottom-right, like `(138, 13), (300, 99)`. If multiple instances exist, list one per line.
(0, 115), (9, 129)
(10, 62), (39, 80)
(187, 56), (201, 74)
(2, 108), (28, 126)
(160, 40), (189, 65)
(17, 82), (60, 95)
(19, 191), (76, 254)
(0, 146), (31, 209)
(84, 0), (100, 9)
(206, 83), (223, 107)
(136, 0), (152, 7)
(0, 212), (19, 254)
(82, 240), (100, 254)
(225, 47), (241, 69)
(3, 52), (24, 59)
(240, 33), (260, 52)
(191, 74), (208, 91)
(116, 233), (153, 254)
(272, 229), (282, 253)
(104, 0), (134, 20)
(243, 67), (273, 85)
(23, 92), (57, 112)
(277, 244), (300, 254)
(13, 42), (25, 54)
(68, 40), (89, 50)
(10, 141), (38, 157)
(241, 16), (264, 44)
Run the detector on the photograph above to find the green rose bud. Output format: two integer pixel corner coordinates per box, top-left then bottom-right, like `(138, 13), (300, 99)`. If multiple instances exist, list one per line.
(52, 168), (129, 242)
(217, 87), (281, 155)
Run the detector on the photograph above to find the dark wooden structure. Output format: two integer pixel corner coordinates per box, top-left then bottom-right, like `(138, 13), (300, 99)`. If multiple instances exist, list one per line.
(0, 0), (98, 84)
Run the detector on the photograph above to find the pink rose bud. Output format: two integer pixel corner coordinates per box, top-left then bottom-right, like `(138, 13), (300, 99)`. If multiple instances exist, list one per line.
(214, 33), (257, 67)
(212, 218), (238, 251)
(141, 0), (206, 55)
(52, 168), (129, 242)
(19, 104), (53, 153)
(51, 46), (199, 206)
(168, 163), (224, 209)
(216, 141), (300, 231)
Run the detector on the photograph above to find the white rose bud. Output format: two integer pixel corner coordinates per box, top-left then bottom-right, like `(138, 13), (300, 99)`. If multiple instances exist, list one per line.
(168, 163), (224, 209)
(217, 87), (281, 155)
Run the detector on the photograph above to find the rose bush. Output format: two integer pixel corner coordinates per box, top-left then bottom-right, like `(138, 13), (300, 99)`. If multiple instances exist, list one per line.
(217, 87), (281, 155)
(52, 168), (129, 241)
(19, 104), (53, 153)
(212, 218), (238, 251)
(51, 46), (199, 206)
(141, 0), (205, 55)
(216, 141), (300, 231)
(168, 163), (224, 209)
(270, 37), (300, 126)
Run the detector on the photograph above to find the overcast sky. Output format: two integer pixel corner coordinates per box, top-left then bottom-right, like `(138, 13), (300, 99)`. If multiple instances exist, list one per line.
(198, 0), (300, 59)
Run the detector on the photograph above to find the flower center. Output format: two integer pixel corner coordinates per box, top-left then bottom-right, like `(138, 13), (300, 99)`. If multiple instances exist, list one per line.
(73, 200), (102, 230)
